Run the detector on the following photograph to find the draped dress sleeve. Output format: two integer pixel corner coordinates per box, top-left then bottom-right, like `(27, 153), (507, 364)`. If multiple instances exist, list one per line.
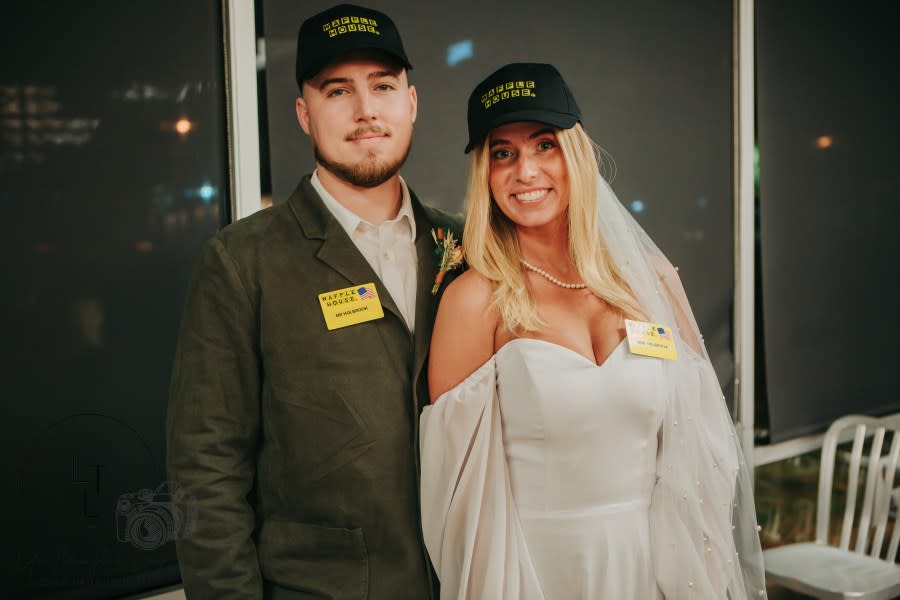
(419, 356), (544, 600)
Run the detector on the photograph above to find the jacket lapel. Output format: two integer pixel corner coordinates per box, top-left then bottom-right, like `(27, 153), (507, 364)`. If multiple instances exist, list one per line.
(411, 200), (452, 389)
(316, 220), (405, 324)
(288, 177), (405, 326)
(286, 177), (452, 390)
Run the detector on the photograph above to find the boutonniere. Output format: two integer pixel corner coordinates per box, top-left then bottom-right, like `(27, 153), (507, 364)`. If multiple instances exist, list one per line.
(431, 227), (464, 295)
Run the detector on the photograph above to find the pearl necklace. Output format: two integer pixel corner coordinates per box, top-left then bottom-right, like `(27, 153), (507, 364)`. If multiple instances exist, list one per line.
(520, 259), (587, 289)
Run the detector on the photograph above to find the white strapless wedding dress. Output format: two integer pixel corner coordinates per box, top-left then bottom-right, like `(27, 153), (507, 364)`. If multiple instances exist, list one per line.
(420, 337), (669, 599)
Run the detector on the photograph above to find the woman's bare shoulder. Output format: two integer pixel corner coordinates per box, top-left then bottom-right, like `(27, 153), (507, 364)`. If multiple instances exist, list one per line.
(428, 270), (499, 402)
(440, 269), (495, 316)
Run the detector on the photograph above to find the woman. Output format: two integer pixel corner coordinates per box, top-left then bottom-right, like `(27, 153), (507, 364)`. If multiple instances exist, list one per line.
(420, 63), (766, 599)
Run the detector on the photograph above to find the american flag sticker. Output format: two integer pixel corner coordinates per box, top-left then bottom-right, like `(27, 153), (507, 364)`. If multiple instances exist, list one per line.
(357, 286), (377, 300)
(657, 326), (672, 340)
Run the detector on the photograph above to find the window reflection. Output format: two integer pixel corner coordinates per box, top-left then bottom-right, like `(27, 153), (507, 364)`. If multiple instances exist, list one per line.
(1, 1), (227, 596)
(757, 0), (900, 441)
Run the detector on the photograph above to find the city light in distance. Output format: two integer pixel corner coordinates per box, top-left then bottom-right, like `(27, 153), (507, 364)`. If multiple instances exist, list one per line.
(175, 118), (193, 135)
(446, 40), (474, 67)
(815, 135), (833, 149)
(198, 182), (216, 202)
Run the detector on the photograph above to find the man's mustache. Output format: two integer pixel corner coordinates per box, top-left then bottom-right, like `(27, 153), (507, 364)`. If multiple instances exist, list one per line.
(345, 126), (391, 141)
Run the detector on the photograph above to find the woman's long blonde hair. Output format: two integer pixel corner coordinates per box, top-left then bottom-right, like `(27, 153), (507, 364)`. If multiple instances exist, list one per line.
(462, 123), (645, 332)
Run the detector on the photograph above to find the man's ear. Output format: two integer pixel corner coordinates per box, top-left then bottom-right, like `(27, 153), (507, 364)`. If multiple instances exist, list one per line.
(408, 84), (418, 125)
(296, 96), (311, 135)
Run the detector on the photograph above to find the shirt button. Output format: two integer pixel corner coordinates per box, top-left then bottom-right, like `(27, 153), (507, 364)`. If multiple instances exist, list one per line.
(382, 250), (393, 262)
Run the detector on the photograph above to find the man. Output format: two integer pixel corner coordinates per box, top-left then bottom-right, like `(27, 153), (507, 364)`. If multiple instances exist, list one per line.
(166, 4), (462, 598)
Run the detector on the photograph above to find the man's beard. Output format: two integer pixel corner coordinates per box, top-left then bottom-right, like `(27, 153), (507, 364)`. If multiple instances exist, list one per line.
(314, 134), (411, 188)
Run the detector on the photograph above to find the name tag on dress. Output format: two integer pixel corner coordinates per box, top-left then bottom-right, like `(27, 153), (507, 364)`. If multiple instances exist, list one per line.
(624, 319), (678, 360)
(318, 283), (384, 330)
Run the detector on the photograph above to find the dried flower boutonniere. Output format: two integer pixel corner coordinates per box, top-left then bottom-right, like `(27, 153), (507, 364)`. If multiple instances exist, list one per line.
(431, 226), (464, 295)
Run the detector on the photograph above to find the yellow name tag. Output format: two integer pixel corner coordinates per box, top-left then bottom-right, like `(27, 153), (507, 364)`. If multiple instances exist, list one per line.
(624, 319), (678, 360)
(318, 283), (384, 330)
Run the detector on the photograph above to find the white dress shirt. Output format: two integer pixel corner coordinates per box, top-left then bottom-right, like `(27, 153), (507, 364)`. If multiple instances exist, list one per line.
(311, 170), (418, 332)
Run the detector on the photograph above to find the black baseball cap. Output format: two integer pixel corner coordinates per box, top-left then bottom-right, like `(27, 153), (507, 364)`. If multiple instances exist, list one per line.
(295, 4), (412, 88)
(465, 63), (582, 153)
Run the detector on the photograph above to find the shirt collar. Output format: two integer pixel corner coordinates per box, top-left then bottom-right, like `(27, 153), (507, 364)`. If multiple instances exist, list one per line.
(311, 169), (416, 241)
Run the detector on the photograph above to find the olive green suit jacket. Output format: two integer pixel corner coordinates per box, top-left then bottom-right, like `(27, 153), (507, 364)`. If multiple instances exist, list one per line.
(166, 176), (463, 599)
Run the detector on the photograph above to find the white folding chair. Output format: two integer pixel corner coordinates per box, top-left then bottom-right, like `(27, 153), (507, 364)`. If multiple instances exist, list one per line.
(764, 414), (900, 599)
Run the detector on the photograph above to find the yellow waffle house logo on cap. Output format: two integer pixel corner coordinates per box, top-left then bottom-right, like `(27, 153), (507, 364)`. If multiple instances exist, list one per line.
(481, 80), (536, 109)
(322, 16), (380, 38)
